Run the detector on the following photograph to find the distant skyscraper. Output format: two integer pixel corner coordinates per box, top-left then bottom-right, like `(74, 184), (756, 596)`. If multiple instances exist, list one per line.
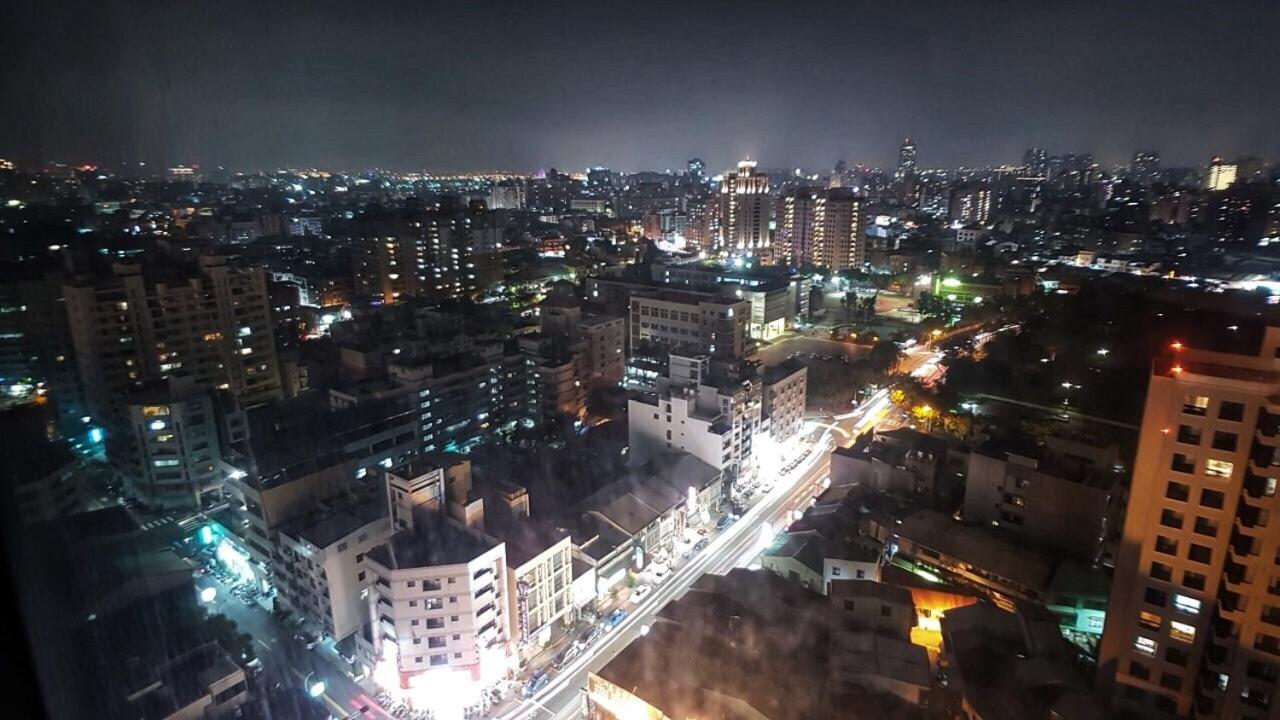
(1205, 156), (1239, 191)
(896, 138), (917, 180)
(1098, 329), (1280, 719)
(687, 158), (706, 184)
(715, 161), (771, 258)
(1023, 147), (1048, 177)
(949, 183), (992, 225)
(1132, 150), (1161, 185)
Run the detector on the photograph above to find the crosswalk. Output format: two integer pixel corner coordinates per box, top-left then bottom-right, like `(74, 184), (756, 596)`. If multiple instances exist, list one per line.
(138, 514), (177, 531)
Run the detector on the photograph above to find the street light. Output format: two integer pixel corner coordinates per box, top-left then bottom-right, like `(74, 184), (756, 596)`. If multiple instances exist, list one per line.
(305, 672), (326, 699)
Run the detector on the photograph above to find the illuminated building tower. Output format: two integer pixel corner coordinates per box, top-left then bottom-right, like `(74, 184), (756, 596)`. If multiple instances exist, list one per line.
(779, 189), (817, 266)
(1205, 156), (1239, 191)
(949, 183), (993, 225)
(715, 161), (771, 259)
(1023, 147), (1049, 177)
(896, 138), (918, 180)
(687, 158), (706, 186)
(812, 190), (866, 271)
(1098, 329), (1280, 719)
(1132, 150), (1162, 185)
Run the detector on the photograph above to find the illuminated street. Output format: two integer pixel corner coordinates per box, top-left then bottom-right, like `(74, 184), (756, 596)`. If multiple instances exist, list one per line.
(494, 397), (895, 720)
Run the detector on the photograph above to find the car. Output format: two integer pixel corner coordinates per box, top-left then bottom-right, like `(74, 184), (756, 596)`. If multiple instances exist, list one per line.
(716, 514), (734, 530)
(294, 631), (319, 650)
(522, 671), (550, 697)
(693, 538), (709, 552)
(603, 609), (627, 630)
(245, 658), (264, 677)
(582, 626), (603, 645)
(632, 584), (652, 602)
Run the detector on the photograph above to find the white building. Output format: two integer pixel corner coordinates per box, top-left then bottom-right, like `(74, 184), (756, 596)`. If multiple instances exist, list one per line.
(627, 354), (761, 481)
(275, 498), (393, 641)
(629, 289), (750, 361)
(762, 359), (808, 442)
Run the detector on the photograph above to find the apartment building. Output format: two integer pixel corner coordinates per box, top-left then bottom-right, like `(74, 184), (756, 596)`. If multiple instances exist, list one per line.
(275, 498), (392, 641)
(63, 256), (281, 495)
(628, 355), (761, 481)
(121, 379), (221, 511)
(762, 359), (807, 443)
(1099, 328), (1280, 719)
(361, 503), (512, 684)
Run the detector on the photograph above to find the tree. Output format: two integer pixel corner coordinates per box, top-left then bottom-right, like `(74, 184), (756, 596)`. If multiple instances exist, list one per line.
(868, 340), (905, 374)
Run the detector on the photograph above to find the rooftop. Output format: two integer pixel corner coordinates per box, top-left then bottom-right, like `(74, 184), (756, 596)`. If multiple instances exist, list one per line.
(366, 514), (497, 570)
(896, 510), (1054, 592)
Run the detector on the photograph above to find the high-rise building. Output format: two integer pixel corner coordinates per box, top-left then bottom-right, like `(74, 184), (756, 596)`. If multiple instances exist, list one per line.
(896, 138), (917, 180)
(63, 256), (281, 479)
(1132, 150), (1162, 185)
(1205, 156), (1239, 191)
(1098, 328), (1280, 719)
(353, 207), (501, 305)
(949, 184), (993, 225)
(687, 158), (706, 186)
(812, 189), (866, 271)
(121, 379), (222, 510)
(779, 190), (817, 265)
(488, 180), (526, 210)
(715, 161), (771, 258)
(1023, 147), (1049, 177)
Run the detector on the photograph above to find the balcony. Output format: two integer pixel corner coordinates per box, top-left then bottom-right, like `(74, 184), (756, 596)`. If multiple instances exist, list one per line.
(1218, 596), (1247, 623)
(1236, 507), (1270, 536)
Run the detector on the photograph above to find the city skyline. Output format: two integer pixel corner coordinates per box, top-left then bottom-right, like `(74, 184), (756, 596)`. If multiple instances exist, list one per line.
(3, 1), (1280, 173)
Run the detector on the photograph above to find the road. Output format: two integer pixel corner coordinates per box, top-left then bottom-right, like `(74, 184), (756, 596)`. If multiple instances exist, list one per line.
(496, 395), (897, 720)
(193, 572), (393, 720)
(753, 332), (868, 366)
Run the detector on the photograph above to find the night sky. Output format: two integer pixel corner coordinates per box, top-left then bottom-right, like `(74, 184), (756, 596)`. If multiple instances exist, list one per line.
(2, 0), (1278, 173)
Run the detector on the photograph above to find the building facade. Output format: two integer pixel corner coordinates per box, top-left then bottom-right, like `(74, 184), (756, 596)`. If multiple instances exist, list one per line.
(1098, 328), (1280, 719)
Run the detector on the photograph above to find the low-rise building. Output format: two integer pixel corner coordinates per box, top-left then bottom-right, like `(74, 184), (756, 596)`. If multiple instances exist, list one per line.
(832, 428), (949, 504)
(126, 643), (250, 720)
(892, 509), (1055, 605)
(942, 602), (1104, 720)
(963, 434), (1123, 561)
(828, 580), (916, 640)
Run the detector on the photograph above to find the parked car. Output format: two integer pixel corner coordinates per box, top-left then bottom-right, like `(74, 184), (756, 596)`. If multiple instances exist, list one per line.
(522, 671), (550, 697)
(632, 584), (652, 602)
(294, 631), (319, 650)
(603, 609), (627, 630)
(716, 514), (734, 531)
(693, 538), (709, 552)
(245, 658), (264, 677)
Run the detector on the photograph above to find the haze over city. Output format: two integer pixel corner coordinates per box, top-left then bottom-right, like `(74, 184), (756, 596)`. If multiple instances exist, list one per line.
(3, 0), (1280, 171)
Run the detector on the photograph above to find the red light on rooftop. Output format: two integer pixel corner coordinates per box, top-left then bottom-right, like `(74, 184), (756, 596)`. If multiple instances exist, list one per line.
(1170, 341), (1184, 351)
(1161, 427), (1171, 434)
(1171, 365), (1184, 375)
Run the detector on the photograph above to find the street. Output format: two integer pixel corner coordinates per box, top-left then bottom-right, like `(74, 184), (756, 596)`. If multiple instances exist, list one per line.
(194, 572), (394, 720)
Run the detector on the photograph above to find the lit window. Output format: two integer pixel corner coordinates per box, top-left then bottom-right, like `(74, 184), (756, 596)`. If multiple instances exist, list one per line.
(1169, 621), (1196, 643)
(1134, 636), (1158, 656)
(1206, 459), (1235, 479)
(1139, 611), (1162, 631)
(1174, 594), (1202, 615)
